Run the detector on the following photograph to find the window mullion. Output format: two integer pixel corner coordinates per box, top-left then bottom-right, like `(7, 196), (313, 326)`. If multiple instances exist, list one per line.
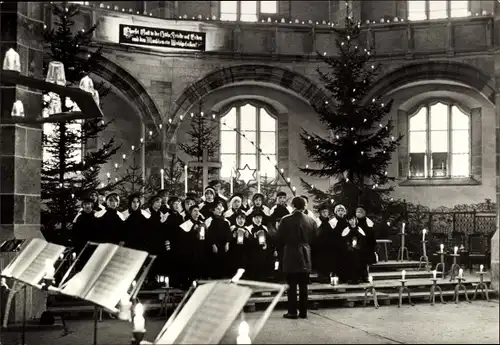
(237, 0), (241, 21)
(426, 0), (430, 20)
(426, 106), (431, 178)
(257, 0), (261, 16)
(256, 108), (261, 173)
(236, 107), (241, 169)
(447, 105), (452, 177)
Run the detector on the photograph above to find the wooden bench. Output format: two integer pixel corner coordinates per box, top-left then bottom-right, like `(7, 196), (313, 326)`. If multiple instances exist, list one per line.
(376, 239), (392, 262)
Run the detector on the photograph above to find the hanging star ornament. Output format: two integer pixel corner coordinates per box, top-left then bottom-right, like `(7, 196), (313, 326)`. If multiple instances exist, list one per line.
(237, 164), (257, 184)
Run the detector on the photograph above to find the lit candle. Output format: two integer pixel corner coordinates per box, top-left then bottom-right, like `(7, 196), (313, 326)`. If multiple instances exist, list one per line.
(458, 268), (463, 278)
(158, 275), (164, 283)
(118, 295), (132, 321)
(72, 252), (76, 260)
(133, 303), (146, 332)
(231, 268), (245, 283)
(331, 276), (338, 286)
(184, 165), (188, 194)
(402, 222), (405, 234)
(422, 229), (427, 241)
(44, 259), (55, 280)
(274, 259), (279, 271)
(165, 276), (169, 288)
(199, 226), (205, 240)
(454, 246), (458, 255)
(440, 244), (444, 253)
(237, 230), (244, 244)
(236, 321), (252, 344)
(368, 276), (373, 285)
(230, 167), (234, 194)
(401, 270), (406, 281)
(480, 264), (484, 273)
(432, 270), (437, 279)
(160, 169), (164, 189)
(257, 171), (261, 193)
(258, 231), (266, 245)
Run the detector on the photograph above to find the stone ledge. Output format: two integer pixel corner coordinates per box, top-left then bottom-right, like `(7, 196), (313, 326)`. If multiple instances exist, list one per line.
(399, 177), (481, 187)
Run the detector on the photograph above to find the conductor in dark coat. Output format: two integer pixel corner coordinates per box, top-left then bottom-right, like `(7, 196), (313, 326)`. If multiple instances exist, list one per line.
(275, 196), (317, 320)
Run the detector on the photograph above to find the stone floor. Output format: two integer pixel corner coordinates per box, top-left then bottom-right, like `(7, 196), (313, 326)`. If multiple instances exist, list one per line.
(1, 301), (498, 344)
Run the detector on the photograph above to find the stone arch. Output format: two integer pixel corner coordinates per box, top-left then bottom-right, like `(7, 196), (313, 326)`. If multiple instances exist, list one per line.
(367, 61), (495, 105)
(164, 64), (328, 144)
(92, 56), (163, 129)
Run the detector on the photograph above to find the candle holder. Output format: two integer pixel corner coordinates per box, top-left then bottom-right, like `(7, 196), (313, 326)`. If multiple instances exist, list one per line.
(131, 330), (146, 345)
(472, 271), (490, 302)
(448, 254), (461, 282)
(428, 278), (446, 306)
(41, 277), (54, 291)
(363, 283), (379, 309)
(397, 280), (415, 307)
(453, 277), (471, 304)
(396, 232), (409, 262)
(418, 240), (429, 271)
(435, 251), (446, 279)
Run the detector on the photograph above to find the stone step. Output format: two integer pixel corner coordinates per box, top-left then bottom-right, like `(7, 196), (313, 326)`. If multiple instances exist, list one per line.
(370, 260), (423, 271)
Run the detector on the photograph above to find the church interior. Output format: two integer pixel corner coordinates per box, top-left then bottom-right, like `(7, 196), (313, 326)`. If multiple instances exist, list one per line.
(0, 1), (499, 344)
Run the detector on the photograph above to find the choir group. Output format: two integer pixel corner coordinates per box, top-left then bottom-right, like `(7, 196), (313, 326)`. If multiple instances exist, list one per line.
(72, 180), (378, 289)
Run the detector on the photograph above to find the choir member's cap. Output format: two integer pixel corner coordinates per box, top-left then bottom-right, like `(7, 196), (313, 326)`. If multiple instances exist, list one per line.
(229, 193), (243, 203)
(105, 193), (119, 202)
(300, 195), (309, 203)
(276, 191), (287, 197)
(167, 196), (180, 206)
(252, 193), (265, 202)
(188, 204), (200, 213)
(251, 209), (265, 218)
(235, 209), (246, 218)
(150, 195), (162, 204)
(128, 193), (142, 204)
(209, 179), (221, 187)
(81, 196), (94, 204)
(157, 189), (169, 197)
(318, 203), (330, 212)
(346, 211), (357, 220)
(356, 204), (367, 211)
(204, 186), (216, 195)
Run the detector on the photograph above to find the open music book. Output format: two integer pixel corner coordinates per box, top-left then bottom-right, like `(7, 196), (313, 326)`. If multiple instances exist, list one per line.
(55, 243), (149, 312)
(0, 238), (66, 287)
(154, 282), (253, 344)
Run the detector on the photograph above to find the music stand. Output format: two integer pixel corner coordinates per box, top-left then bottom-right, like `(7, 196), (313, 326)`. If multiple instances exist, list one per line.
(152, 277), (286, 344)
(0, 239), (67, 345)
(52, 242), (156, 345)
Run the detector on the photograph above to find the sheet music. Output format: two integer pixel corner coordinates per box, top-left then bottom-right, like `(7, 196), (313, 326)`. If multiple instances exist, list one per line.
(61, 243), (117, 298)
(155, 283), (252, 344)
(84, 246), (148, 311)
(17, 242), (65, 286)
(1, 239), (46, 280)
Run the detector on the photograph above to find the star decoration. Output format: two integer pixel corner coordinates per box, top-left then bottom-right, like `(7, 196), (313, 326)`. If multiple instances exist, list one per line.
(237, 164), (257, 184)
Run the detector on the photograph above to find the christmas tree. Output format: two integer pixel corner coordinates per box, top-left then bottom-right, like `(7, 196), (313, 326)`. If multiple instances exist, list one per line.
(41, 2), (124, 238)
(178, 112), (220, 194)
(299, 9), (403, 213)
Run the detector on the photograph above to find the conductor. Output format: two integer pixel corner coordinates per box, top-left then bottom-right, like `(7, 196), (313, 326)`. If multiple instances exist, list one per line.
(276, 196), (318, 319)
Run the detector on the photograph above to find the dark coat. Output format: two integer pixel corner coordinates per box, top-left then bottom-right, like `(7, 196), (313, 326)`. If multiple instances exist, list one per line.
(275, 210), (317, 273)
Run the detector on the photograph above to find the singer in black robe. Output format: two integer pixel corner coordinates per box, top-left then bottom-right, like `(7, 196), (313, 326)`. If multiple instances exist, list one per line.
(162, 197), (184, 282)
(355, 206), (378, 267)
(245, 193), (271, 226)
(228, 210), (252, 275)
(72, 197), (97, 270)
(247, 210), (275, 281)
(94, 193), (126, 244)
(122, 194), (150, 251)
(338, 213), (369, 284)
(199, 187), (217, 219)
(209, 180), (228, 211)
(224, 194), (245, 226)
(269, 191), (293, 229)
(206, 201), (232, 279)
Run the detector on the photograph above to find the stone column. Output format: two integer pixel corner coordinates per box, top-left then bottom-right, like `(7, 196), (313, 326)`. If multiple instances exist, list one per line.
(0, 2), (44, 240)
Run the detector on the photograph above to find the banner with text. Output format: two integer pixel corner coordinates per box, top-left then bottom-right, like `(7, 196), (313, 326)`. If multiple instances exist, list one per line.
(119, 24), (206, 51)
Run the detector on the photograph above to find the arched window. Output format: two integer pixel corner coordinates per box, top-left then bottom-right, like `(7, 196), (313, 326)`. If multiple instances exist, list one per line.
(220, 103), (277, 179)
(408, 0), (469, 21)
(408, 102), (470, 178)
(220, 1), (277, 22)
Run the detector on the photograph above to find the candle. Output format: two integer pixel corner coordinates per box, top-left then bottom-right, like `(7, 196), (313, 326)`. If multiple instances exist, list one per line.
(480, 264), (484, 273)
(199, 226), (205, 240)
(274, 259), (279, 271)
(72, 252), (76, 260)
(231, 268), (245, 283)
(402, 222), (405, 234)
(331, 276), (338, 285)
(133, 303), (145, 332)
(440, 244), (444, 253)
(454, 246), (458, 255)
(401, 270), (406, 280)
(237, 230), (244, 244)
(236, 321), (252, 344)
(165, 276), (169, 288)
(159, 275), (164, 283)
(368, 276), (373, 284)
(422, 229), (427, 241)
(184, 165), (188, 194)
(432, 270), (437, 279)
(230, 166), (234, 194)
(44, 259), (55, 280)
(160, 169), (164, 189)
(258, 232), (266, 245)
(458, 268), (463, 278)
(118, 295), (132, 321)
(257, 171), (261, 193)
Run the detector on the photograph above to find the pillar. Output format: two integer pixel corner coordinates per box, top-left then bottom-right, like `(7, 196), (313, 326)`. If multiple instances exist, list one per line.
(0, 1), (44, 241)
(492, 1), (500, 291)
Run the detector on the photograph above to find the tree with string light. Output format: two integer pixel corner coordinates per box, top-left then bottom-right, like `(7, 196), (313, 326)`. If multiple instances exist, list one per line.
(41, 2), (125, 241)
(299, 9), (403, 214)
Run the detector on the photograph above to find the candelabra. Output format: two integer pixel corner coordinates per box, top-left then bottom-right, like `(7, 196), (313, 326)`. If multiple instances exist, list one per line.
(428, 278), (446, 306)
(435, 251), (446, 279)
(453, 277), (471, 304)
(397, 280), (415, 307)
(396, 232), (409, 262)
(363, 281), (379, 309)
(448, 254), (461, 281)
(472, 271), (490, 302)
(418, 240), (429, 271)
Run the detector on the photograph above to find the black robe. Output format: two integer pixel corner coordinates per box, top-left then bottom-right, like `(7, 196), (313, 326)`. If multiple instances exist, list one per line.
(178, 217), (208, 283)
(72, 211), (97, 251)
(159, 204), (169, 214)
(316, 216), (346, 277)
(337, 226), (369, 283)
(247, 224), (274, 281)
(229, 225), (252, 274)
(269, 204), (293, 229)
(162, 210), (184, 278)
(206, 215), (232, 279)
(199, 201), (216, 219)
(122, 209), (150, 251)
(357, 217), (377, 265)
(223, 208), (244, 226)
(244, 205), (271, 226)
(94, 208), (126, 244)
